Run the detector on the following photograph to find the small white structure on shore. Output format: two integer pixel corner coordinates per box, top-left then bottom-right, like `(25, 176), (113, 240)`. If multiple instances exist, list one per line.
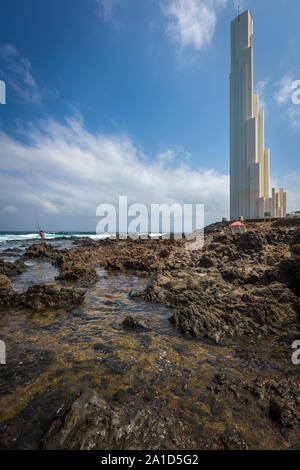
(229, 221), (247, 235)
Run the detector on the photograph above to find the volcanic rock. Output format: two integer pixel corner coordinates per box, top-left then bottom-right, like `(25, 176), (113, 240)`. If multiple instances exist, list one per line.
(42, 388), (196, 450)
(122, 315), (148, 330)
(12, 283), (86, 311)
(0, 275), (13, 306)
(0, 259), (27, 277)
(57, 263), (99, 284)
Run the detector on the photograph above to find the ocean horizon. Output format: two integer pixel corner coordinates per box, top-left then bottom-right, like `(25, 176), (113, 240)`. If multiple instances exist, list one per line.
(0, 231), (168, 245)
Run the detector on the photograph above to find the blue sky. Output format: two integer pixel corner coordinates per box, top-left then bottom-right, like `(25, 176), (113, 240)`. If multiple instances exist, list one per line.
(0, 0), (299, 231)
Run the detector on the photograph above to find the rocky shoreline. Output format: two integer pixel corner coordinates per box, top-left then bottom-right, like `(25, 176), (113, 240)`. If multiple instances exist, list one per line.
(0, 219), (299, 449)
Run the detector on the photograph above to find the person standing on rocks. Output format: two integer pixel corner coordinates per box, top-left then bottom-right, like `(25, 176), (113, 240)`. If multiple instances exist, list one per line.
(39, 229), (45, 246)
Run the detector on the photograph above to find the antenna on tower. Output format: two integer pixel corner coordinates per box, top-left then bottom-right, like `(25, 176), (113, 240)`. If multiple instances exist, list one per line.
(238, 4), (240, 21)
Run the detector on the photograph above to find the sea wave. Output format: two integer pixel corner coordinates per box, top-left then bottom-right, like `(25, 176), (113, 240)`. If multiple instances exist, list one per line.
(0, 232), (165, 244)
(0, 232), (113, 243)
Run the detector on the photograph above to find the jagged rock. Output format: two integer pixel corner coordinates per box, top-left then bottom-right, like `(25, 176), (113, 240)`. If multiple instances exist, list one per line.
(0, 274), (12, 306)
(221, 429), (248, 450)
(159, 248), (170, 259)
(122, 315), (148, 330)
(0, 259), (27, 277)
(272, 258), (300, 297)
(57, 264), (99, 284)
(13, 283), (86, 311)
(269, 400), (295, 428)
(199, 254), (216, 268)
(106, 256), (160, 273)
(25, 244), (59, 261)
(291, 244), (300, 256)
(141, 266), (300, 340)
(71, 238), (97, 247)
(41, 388), (196, 450)
(233, 231), (265, 252)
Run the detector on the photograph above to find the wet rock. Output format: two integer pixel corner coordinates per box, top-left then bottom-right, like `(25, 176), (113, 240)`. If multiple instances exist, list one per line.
(147, 267), (300, 339)
(42, 388), (196, 450)
(221, 429), (248, 450)
(291, 244), (300, 256)
(210, 397), (224, 416)
(113, 389), (127, 403)
(269, 400), (295, 428)
(107, 256), (160, 274)
(93, 342), (114, 353)
(122, 315), (148, 330)
(25, 244), (59, 261)
(57, 264), (99, 284)
(0, 275), (12, 306)
(1, 247), (23, 254)
(72, 238), (97, 247)
(213, 373), (228, 386)
(0, 350), (54, 398)
(0, 259), (27, 277)
(12, 283), (86, 311)
(101, 358), (131, 375)
(129, 288), (145, 299)
(0, 380), (80, 450)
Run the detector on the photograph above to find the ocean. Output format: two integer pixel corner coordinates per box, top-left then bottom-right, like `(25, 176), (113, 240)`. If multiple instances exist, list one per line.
(0, 232), (113, 259)
(0, 231), (112, 243)
(0, 231), (162, 258)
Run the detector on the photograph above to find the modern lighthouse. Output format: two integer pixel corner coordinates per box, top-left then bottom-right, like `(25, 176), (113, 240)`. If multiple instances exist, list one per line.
(230, 10), (287, 220)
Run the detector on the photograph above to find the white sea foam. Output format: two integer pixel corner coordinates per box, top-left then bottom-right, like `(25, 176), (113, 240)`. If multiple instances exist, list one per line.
(0, 234), (38, 242)
(0, 232), (165, 244)
(0, 232), (114, 244)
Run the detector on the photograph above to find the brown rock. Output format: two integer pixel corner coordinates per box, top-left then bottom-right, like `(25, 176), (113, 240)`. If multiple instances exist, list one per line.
(57, 264), (99, 284)
(13, 283), (86, 311)
(42, 388), (196, 450)
(0, 274), (12, 306)
(0, 258), (27, 277)
(122, 315), (148, 330)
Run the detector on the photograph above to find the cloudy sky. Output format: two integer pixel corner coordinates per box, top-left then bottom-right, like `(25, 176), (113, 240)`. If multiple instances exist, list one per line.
(0, 0), (299, 231)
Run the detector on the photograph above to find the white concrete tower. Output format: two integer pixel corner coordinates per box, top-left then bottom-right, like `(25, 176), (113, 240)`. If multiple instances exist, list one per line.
(230, 10), (286, 219)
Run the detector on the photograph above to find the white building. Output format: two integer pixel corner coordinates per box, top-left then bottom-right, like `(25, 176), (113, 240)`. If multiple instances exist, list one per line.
(230, 10), (286, 219)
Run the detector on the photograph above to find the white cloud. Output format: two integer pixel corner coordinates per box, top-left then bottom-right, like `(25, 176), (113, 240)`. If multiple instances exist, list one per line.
(0, 44), (40, 103)
(163, 0), (228, 54)
(284, 105), (300, 130)
(274, 74), (294, 106)
(255, 79), (268, 110)
(0, 114), (229, 223)
(2, 205), (19, 213)
(98, 0), (122, 28)
(275, 74), (300, 129)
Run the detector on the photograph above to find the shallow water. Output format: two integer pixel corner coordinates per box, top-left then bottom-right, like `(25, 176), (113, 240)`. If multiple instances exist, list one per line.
(0, 259), (297, 449)
(11, 261), (59, 293)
